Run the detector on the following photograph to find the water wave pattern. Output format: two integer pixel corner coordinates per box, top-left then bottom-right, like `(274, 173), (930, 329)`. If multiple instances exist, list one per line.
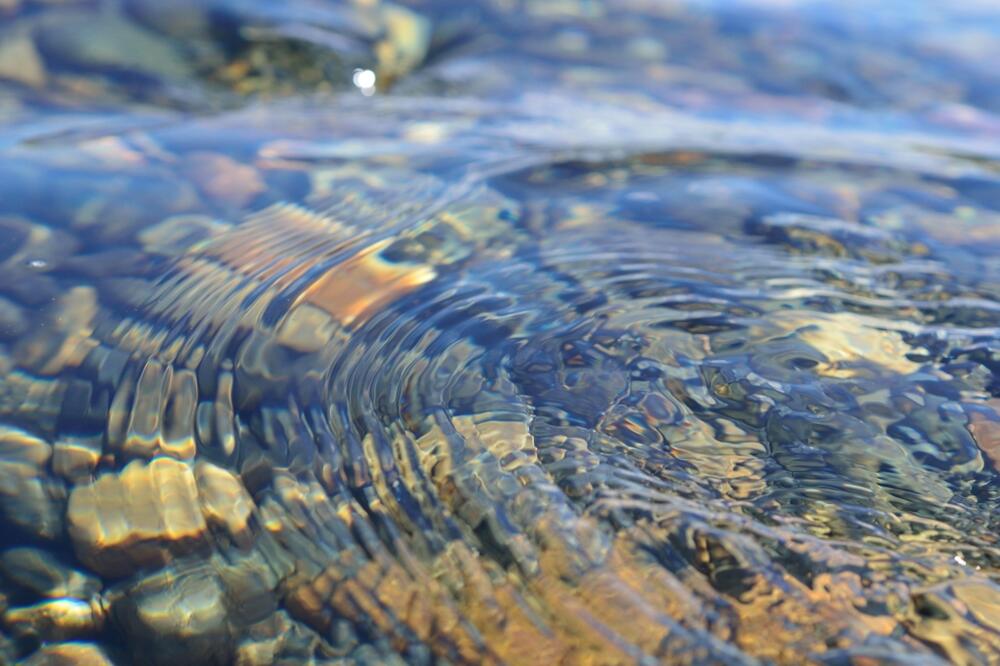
(0, 127), (997, 664)
(0, 0), (999, 665)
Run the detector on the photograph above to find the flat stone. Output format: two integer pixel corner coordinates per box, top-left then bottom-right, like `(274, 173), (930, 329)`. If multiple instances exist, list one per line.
(0, 547), (100, 600)
(67, 457), (207, 577)
(769, 310), (919, 378)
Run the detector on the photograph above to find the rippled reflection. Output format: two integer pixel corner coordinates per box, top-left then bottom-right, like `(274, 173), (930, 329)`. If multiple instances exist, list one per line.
(0, 0), (999, 664)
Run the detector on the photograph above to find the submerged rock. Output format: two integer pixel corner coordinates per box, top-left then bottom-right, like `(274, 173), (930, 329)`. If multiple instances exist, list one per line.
(0, 427), (65, 540)
(0, 547), (101, 600)
(0, 30), (46, 88)
(2, 597), (105, 641)
(21, 641), (114, 665)
(112, 565), (232, 666)
(66, 457), (259, 577)
(181, 152), (265, 209)
(34, 12), (192, 81)
(0, 296), (28, 341)
(66, 457), (208, 578)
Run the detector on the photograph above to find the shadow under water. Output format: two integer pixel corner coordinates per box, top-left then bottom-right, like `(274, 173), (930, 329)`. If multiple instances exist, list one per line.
(0, 0), (999, 664)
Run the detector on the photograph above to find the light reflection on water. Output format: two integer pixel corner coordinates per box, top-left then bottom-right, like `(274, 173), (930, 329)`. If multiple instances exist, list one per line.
(0, 0), (999, 664)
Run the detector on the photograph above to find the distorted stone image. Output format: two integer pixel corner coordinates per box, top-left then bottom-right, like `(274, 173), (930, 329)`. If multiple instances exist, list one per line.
(0, 0), (999, 664)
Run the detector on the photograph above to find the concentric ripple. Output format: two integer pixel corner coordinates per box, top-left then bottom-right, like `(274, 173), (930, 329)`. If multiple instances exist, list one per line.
(0, 123), (998, 663)
(0, 135), (998, 663)
(0, 0), (1000, 659)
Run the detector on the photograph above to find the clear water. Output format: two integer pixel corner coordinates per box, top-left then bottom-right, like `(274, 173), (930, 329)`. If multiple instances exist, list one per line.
(0, 0), (999, 663)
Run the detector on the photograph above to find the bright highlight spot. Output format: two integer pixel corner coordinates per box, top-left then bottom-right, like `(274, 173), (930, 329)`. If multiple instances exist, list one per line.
(352, 68), (377, 96)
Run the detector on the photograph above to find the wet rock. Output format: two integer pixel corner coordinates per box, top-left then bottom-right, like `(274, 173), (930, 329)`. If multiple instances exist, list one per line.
(67, 457), (207, 577)
(274, 303), (340, 353)
(906, 579), (1000, 663)
(768, 310), (920, 378)
(0, 547), (100, 600)
(749, 213), (914, 263)
(2, 597), (105, 641)
(111, 360), (199, 461)
(16, 286), (98, 376)
(126, 0), (212, 39)
(194, 461), (254, 547)
(138, 214), (229, 257)
(113, 565), (232, 666)
(181, 152), (266, 209)
(0, 30), (46, 88)
(218, 554), (281, 631)
(0, 215), (75, 306)
(968, 400), (1000, 471)
(0, 296), (28, 341)
(35, 12), (192, 81)
(0, 425), (51, 466)
(67, 457), (259, 577)
(68, 173), (202, 245)
(234, 610), (336, 666)
(21, 642), (114, 666)
(52, 437), (102, 484)
(374, 4), (431, 86)
(0, 427), (65, 540)
(0, 371), (64, 437)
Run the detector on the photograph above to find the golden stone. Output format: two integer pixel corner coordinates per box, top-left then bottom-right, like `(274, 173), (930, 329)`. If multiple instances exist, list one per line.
(0, 426), (64, 540)
(3, 597), (105, 641)
(374, 4), (431, 85)
(67, 456), (258, 577)
(52, 437), (102, 483)
(67, 457), (207, 577)
(114, 565), (233, 665)
(771, 311), (920, 378)
(296, 239), (435, 326)
(119, 361), (198, 461)
(20, 642), (114, 666)
(194, 460), (254, 546)
(0, 425), (52, 467)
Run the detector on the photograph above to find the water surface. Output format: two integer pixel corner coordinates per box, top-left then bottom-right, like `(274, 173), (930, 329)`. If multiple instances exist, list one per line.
(0, 1), (999, 664)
